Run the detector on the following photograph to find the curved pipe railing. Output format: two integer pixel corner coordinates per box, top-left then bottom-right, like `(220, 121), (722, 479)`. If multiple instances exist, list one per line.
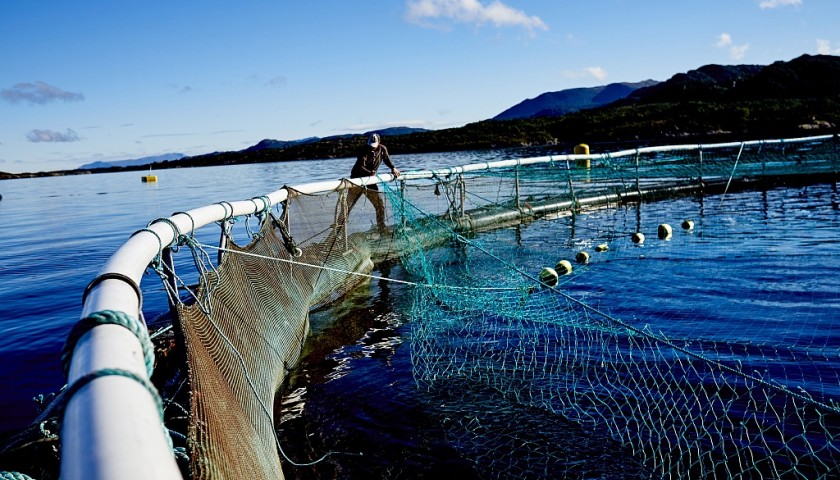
(61, 133), (835, 479)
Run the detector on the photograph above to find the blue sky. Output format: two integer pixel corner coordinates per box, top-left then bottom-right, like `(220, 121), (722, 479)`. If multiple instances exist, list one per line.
(1, 0), (838, 173)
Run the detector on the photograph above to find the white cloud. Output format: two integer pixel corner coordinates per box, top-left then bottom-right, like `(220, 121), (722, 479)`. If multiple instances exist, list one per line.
(816, 39), (840, 55)
(715, 33), (750, 61)
(1, 81), (84, 105)
(26, 129), (81, 143)
(729, 43), (750, 60)
(405, 0), (548, 32)
(562, 66), (608, 82)
(759, 0), (802, 9)
(266, 75), (288, 87)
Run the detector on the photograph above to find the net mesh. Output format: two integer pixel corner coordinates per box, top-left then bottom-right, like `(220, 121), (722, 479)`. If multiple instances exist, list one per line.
(165, 136), (839, 479)
(391, 137), (840, 479)
(172, 183), (396, 479)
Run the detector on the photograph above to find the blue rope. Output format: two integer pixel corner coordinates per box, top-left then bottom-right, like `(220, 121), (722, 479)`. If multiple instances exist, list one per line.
(216, 201), (234, 221)
(131, 227), (165, 272)
(250, 195), (272, 215)
(61, 310), (155, 378)
(171, 211), (196, 238)
(131, 227), (163, 251)
(0, 472), (35, 480)
(148, 217), (182, 249)
(62, 368), (162, 418)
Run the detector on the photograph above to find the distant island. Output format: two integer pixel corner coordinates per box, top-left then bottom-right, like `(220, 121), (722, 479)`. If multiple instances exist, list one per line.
(77, 153), (187, 171)
(2, 54), (838, 181)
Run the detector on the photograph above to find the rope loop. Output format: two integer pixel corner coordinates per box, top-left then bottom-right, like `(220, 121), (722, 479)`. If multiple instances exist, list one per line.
(131, 227), (163, 250)
(63, 367), (162, 417)
(249, 197), (261, 213)
(61, 310), (154, 379)
(60, 367), (173, 450)
(172, 211), (196, 238)
(216, 201), (234, 222)
(251, 195), (272, 215)
(131, 227), (165, 272)
(172, 235), (221, 315)
(244, 214), (257, 240)
(147, 217), (181, 248)
(271, 215), (302, 257)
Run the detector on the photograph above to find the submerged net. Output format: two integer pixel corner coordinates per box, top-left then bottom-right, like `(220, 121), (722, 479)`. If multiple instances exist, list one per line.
(391, 137), (840, 479)
(157, 136), (838, 479)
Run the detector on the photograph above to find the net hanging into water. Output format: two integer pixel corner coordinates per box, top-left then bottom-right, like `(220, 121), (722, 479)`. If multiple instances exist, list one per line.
(169, 183), (400, 479)
(390, 137), (840, 479)
(163, 136), (838, 479)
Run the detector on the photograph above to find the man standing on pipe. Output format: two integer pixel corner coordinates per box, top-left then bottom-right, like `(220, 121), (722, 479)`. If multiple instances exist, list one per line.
(345, 133), (400, 234)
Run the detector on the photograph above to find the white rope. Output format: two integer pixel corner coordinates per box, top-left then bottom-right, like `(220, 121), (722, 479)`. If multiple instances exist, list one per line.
(718, 142), (746, 208)
(199, 243), (520, 292)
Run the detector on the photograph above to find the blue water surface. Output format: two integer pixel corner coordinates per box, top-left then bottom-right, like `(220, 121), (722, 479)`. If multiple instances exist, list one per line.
(278, 181), (840, 479)
(1, 151), (838, 479)
(0, 151), (489, 437)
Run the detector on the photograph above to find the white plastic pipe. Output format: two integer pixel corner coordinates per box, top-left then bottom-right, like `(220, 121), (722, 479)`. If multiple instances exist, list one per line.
(63, 195), (291, 479)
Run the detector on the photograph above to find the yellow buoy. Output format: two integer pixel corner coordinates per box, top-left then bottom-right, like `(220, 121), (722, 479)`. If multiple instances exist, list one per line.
(681, 219), (695, 230)
(575, 251), (590, 264)
(632, 232), (645, 244)
(658, 223), (673, 240)
(594, 244), (609, 252)
(555, 260), (573, 275)
(573, 143), (591, 169)
(141, 175), (158, 183)
(539, 267), (559, 287)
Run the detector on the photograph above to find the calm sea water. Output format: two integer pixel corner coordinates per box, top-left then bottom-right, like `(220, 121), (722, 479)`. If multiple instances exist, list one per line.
(278, 181), (840, 478)
(1, 151), (838, 479)
(0, 150), (502, 439)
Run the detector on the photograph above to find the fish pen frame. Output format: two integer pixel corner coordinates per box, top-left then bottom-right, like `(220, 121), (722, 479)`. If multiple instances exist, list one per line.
(60, 133), (838, 480)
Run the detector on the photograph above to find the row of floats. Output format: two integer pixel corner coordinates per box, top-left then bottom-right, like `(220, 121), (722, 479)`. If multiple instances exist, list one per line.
(537, 219), (696, 288)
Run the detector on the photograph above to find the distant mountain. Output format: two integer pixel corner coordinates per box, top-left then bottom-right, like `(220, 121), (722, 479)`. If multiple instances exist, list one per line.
(78, 153), (185, 170)
(365, 126), (429, 137)
(243, 126), (429, 152)
(625, 64), (765, 104)
(244, 137), (321, 152)
(737, 54), (840, 99)
(627, 54), (840, 104)
(493, 80), (659, 120)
